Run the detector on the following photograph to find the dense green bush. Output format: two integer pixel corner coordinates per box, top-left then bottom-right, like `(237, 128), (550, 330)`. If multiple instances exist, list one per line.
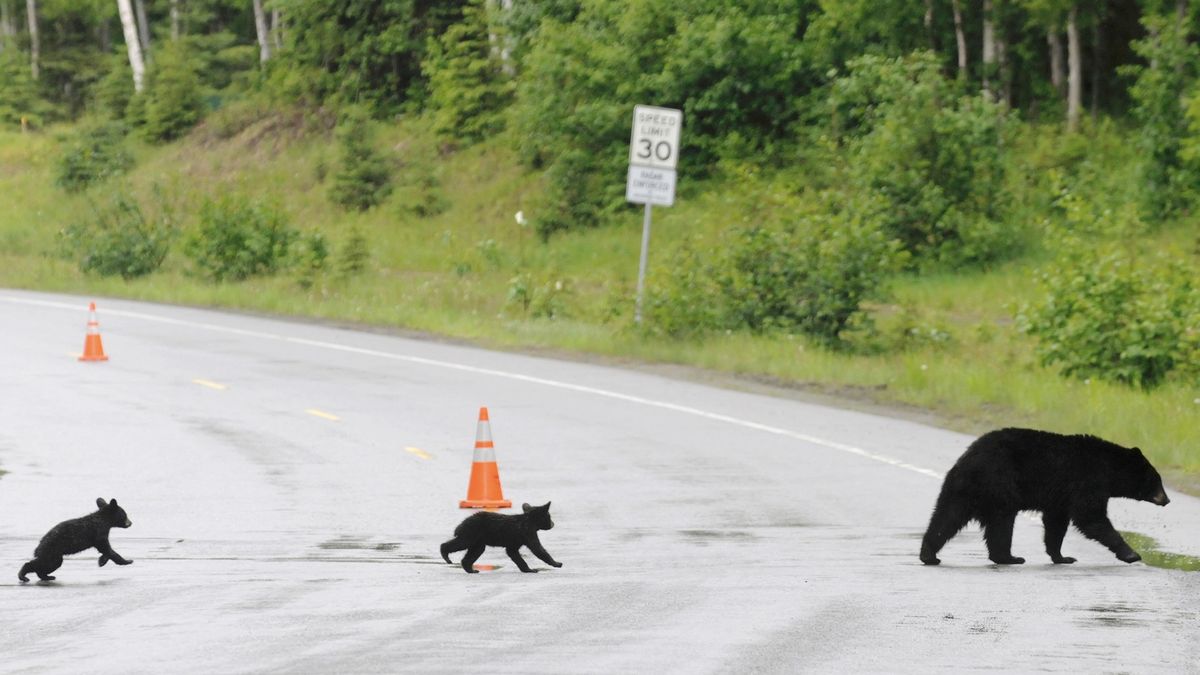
(59, 190), (174, 279)
(140, 43), (207, 142)
(830, 53), (1018, 268)
(0, 51), (57, 128)
(1126, 14), (1199, 221)
(94, 53), (135, 121)
(424, 0), (514, 145)
(294, 231), (330, 289)
(647, 192), (906, 344)
(1018, 245), (1198, 389)
(183, 196), (297, 281)
(338, 228), (371, 278)
(54, 123), (134, 192)
(511, 2), (812, 235)
(329, 107), (393, 211)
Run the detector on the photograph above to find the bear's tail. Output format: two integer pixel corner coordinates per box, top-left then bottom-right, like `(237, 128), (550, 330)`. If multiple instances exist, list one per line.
(920, 487), (972, 565)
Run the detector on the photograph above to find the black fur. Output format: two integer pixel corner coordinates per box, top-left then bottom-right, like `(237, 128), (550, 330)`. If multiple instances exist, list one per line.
(440, 502), (562, 573)
(18, 498), (134, 582)
(920, 428), (1170, 566)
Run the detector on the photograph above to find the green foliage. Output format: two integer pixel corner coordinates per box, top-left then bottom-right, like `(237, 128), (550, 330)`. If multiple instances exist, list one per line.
(424, 0), (514, 145)
(294, 231), (330, 289)
(59, 189), (175, 279)
(54, 122), (134, 192)
(1126, 13), (1200, 220)
(280, 1), (469, 114)
(338, 227), (371, 278)
(512, 1), (813, 235)
(647, 191), (906, 345)
(184, 195), (297, 282)
(831, 52), (1018, 268)
(329, 107), (393, 211)
(94, 53), (135, 120)
(1018, 244), (1199, 389)
(140, 43), (207, 142)
(0, 50), (57, 128)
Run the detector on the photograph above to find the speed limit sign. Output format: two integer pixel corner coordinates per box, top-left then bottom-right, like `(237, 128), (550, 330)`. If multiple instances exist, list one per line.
(629, 105), (682, 171)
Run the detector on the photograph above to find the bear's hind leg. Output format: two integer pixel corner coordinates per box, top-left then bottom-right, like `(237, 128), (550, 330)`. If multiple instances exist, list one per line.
(920, 500), (972, 565)
(982, 512), (1024, 564)
(29, 555), (62, 581)
(1043, 510), (1075, 564)
(440, 536), (469, 564)
(18, 561), (34, 582)
(461, 544), (486, 573)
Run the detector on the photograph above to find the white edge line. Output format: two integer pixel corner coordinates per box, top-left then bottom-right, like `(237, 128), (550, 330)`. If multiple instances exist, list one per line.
(2, 295), (945, 480)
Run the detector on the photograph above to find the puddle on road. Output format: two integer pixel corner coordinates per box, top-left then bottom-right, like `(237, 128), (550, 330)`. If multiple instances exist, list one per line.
(317, 537), (401, 552)
(1120, 531), (1200, 572)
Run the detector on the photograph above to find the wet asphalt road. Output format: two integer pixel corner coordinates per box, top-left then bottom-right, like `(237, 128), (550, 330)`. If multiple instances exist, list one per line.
(1, 289), (1198, 674)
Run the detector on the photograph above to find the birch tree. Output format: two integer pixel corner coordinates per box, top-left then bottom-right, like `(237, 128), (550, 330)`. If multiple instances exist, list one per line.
(25, 0), (37, 79)
(982, 0), (996, 99)
(117, 0), (145, 92)
(1067, 3), (1081, 131)
(951, 0), (968, 79)
(252, 0), (270, 62)
(134, 0), (149, 57)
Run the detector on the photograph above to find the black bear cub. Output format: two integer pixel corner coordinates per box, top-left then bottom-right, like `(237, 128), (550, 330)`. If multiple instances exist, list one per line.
(920, 428), (1169, 566)
(18, 498), (134, 582)
(441, 502), (562, 574)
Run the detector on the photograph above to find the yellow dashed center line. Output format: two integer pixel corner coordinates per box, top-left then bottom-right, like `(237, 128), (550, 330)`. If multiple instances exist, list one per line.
(192, 379), (227, 390)
(405, 447), (431, 460)
(306, 409), (340, 421)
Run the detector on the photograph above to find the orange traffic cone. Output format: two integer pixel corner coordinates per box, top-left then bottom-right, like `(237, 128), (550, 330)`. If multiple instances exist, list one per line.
(79, 302), (109, 362)
(459, 407), (512, 509)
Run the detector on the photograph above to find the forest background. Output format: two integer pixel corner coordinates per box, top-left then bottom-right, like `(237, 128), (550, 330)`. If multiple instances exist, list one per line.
(0, 0), (1198, 483)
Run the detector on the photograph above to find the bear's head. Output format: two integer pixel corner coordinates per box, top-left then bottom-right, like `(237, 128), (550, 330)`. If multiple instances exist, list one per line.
(1118, 450), (1170, 507)
(96, 498), (133, 528)
(521, 502), (554, 530)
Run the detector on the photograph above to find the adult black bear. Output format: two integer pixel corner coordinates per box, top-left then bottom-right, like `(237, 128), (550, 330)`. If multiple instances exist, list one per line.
(920, 428), (1169, 566)
(18, 498), (133, 582)
(441, 502), (562, 573)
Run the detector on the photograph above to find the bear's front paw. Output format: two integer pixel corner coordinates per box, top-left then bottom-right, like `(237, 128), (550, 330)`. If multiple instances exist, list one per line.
(550, 561), (563, 568)
(1118, 550), (1142, 564)
(98, 556), (109, 567)
(1051, 556), (1077, 564)
(991, 556), (1025, 565)
(117, 559), (133, 566)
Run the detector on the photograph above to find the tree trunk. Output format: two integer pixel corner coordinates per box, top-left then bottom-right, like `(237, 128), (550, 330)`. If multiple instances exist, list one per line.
(252, 0), (270, 63)
(98, 16), (111, 52)
(0, 1), (11, 52)
(952, 0), (967, 79)
(117, 0), (145, 93)
(997, 29), (1010, 108)
(134, 0), (150, 57)
(1067, 4), (1082, 133)
(924, 0), (936, 52)
(271, 8), (281, 51)
(1047, 28), (1065, 98)
(170, 0), (179, 40)
(982, 0), (996, 99)
(1091, 18), (1103, 119)
(26, 0), (38, 79)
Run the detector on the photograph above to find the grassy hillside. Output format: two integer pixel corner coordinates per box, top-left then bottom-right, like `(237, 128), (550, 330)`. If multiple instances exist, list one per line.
(2, 115), (1198, 487)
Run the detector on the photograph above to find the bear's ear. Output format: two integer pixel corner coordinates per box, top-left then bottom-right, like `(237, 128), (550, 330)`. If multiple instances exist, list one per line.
(522, 503), (531, 512)
(543, 501), (551, 510)
(96, 498), (108, 509)
(1133, 447), (1144, 456)
(109, 499), (119, 508)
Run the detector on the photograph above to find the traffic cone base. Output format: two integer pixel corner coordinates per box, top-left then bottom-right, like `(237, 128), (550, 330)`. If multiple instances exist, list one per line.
(460, 407), (513, 509)
(79, 302), (109, 362)
(459, 461), (512, 509)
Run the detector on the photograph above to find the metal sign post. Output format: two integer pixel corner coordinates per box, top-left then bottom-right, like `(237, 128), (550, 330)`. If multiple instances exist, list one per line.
(626, 105), (682, 325)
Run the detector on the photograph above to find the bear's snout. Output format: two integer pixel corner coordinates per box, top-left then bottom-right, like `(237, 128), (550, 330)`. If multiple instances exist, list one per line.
(1153, 492), (1170, 506)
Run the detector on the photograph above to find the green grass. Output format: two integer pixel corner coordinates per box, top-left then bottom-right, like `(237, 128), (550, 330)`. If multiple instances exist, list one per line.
(1121, 532), (1200, 572)
(2, 116), (1199, 485)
